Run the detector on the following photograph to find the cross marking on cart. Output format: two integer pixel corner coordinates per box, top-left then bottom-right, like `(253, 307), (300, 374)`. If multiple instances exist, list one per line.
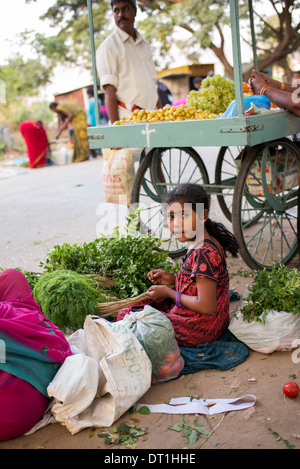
(141, 125), (156, 147)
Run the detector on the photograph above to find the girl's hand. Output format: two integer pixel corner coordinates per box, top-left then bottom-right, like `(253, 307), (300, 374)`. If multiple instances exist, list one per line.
(146, 285), (171, 301)
(148, 269), (175, 286)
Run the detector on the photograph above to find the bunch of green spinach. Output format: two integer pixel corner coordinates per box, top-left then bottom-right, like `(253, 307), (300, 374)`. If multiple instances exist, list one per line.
(239, 264), (300, 323)
(40, 224), (177, 299)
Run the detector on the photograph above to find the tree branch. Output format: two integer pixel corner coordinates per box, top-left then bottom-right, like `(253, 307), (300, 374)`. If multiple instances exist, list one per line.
(253, 10), (281, 37)
(178, 23), (195, 35)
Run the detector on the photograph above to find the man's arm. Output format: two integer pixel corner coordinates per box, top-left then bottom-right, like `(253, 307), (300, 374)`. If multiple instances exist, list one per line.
(103, 84), (119, 124)
(249, 70), (300, 118)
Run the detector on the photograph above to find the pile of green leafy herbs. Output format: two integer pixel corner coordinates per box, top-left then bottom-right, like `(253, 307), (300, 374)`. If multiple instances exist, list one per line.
(97, 421), (148, 449)
(239, 264), (300, 323)
(33, 270), (118, 331)
(168, 415), (209, 447)
(40, 217), (177, 300)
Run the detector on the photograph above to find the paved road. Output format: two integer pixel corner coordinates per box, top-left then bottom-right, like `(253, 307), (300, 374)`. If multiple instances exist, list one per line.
(0, 157), (106, 272)
(0, 146), (226, 273)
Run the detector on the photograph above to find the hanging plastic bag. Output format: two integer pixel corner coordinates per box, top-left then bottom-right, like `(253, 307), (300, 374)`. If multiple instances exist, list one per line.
(102, 148), (134, 205)
(120, 305), (184, 384)
(47, 315), (152, 434)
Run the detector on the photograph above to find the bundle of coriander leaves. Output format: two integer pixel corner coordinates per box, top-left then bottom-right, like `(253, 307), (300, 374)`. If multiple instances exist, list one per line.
(39, 211), (177, 299)
(239, 264), (300, 323)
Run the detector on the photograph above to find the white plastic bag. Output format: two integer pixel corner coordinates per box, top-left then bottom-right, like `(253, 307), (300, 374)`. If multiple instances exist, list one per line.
(51, 141), (74, 165)
(229, 308), (300, 354)
(102, 148), (134, 205)
(47, 315), (152, 434)
(120, 305), (184, 384)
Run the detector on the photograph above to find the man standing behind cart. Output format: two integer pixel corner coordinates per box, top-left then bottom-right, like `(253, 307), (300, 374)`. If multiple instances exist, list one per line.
(96, 0), (160, 130)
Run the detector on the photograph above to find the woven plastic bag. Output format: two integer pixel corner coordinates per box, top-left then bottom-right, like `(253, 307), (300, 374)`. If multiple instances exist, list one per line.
(102, 148), (134, 205)
(47, 315), (152, 434)
(120, 305), (184, 384)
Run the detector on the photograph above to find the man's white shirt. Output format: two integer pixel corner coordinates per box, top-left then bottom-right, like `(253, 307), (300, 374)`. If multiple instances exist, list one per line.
(96, 27), (158, 116)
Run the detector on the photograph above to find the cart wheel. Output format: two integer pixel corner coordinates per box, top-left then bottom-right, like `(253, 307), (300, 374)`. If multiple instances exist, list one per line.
(131, 147), (210, 257)
(215, 145), (246, 221)
(232, 138), (300, 270)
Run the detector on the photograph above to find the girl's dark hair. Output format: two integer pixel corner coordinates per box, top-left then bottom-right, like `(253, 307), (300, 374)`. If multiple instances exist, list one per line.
(162, 183), (239, 258)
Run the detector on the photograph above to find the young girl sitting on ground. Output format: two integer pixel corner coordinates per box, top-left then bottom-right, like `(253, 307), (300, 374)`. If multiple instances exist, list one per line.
(117, 183), (239, 348)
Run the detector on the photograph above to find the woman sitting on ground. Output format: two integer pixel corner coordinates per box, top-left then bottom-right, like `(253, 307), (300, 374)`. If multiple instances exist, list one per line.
(0, 269), (72, 442)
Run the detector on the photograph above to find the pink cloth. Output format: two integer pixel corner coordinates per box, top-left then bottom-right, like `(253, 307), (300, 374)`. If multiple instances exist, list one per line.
(172, 97), (187, 106)
(0, 371), (49, 441)
(0, 269), (72, 366)
(0, 269), (72, 442)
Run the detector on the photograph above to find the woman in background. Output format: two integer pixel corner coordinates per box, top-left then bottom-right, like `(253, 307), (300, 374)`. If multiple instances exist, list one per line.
(50, 101), (89, 162)
(19, 121), (50, 168)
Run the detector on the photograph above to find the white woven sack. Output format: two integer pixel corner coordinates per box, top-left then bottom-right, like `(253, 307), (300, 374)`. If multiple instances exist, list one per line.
(47, 316), (151, 434)
(229, 309), (300, 354)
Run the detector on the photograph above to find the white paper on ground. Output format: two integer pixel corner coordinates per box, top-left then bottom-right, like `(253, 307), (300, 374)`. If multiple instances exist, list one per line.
(137, 394), (256, 415)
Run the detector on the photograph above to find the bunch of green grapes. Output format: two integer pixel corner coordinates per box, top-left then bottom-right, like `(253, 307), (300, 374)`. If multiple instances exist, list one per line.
(187, 75), (235, 114)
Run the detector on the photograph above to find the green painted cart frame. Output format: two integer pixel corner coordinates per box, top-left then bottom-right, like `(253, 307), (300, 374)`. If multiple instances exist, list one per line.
(86, 0), (300, 270)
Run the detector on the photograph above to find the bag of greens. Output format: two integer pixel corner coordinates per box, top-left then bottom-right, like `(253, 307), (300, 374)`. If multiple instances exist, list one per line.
(120, 305), (184, 384)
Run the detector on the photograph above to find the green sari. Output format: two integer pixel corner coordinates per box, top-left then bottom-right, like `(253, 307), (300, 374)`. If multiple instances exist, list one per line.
(57, 102), (89, 162)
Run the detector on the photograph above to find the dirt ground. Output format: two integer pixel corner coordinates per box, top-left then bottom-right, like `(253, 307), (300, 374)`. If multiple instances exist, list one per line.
(1, 256), (300, 452)
(0, 155), (300, 452)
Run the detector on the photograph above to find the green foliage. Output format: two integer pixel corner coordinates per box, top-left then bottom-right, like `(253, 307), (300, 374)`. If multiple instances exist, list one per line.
(32, 33), (72, 62)
(41, 228), (177, 299)
(168, 415), (209, 447)
(33, 270), (117, 331)
(268, 427), (295, 449)
(239, 264), (300, 323)
(25, 0), (112, 69)
(0, 55), (51, 103)
(40, 211), (178, 300)
(97, 421), (148, 449)
(22, 0), (300, 81)
(138, 0), (248, 69)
